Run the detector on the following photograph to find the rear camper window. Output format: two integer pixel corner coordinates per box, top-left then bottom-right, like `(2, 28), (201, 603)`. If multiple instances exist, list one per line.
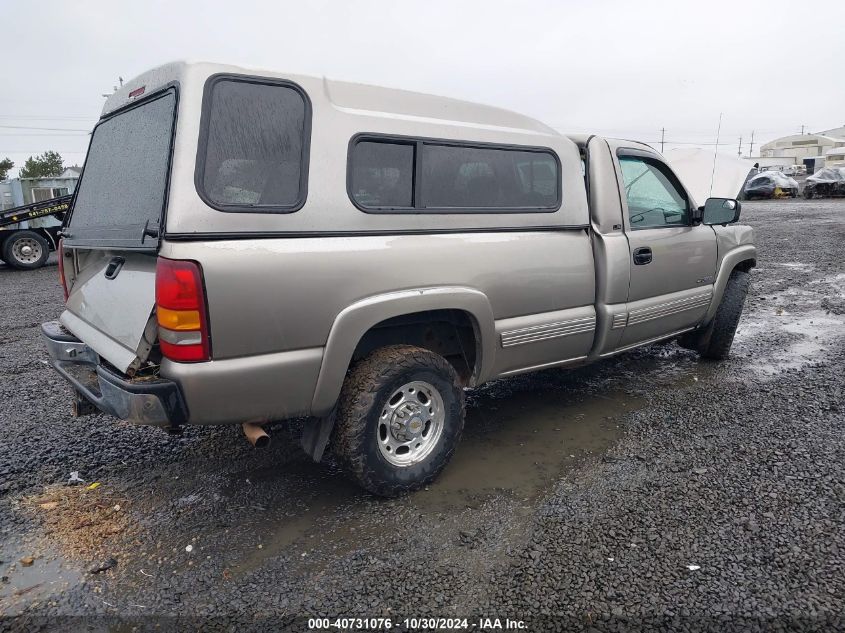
(348, 135), (560, 213)
(66, 90), (176, 248)
(197, 76), (311, 212)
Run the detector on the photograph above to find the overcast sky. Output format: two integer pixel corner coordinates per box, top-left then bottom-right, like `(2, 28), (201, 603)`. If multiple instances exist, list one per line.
(3, 0), (844, 177)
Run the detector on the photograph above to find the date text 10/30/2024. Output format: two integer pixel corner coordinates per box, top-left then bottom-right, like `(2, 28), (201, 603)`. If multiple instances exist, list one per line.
(308, 617), (527, 630)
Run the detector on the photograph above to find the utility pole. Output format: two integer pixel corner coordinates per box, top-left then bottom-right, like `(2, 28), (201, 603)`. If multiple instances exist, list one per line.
(749, 130), (755, 157)
(738, 136), (743, 157)
(660, 127), (665, 153)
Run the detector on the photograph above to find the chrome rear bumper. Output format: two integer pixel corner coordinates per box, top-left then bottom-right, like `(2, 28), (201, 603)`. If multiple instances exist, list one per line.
(41, 320), (188, 426)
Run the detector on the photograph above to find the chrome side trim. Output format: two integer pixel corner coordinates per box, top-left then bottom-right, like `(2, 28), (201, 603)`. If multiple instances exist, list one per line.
(500, 316), (596, 348)
(611, 313), (627, 329)
(626, 292), (712, 326)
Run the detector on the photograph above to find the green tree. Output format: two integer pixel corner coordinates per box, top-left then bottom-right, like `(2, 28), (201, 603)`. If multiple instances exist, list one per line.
(0, 158), (13, 180)
(20, 151), (64, 178)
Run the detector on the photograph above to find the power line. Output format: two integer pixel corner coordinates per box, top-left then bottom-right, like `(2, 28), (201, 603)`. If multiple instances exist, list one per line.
(0, 132), (89, 137)
(640, 140), (735, 146)
(1, 150), (87, 153)
(0, 115), (95, 121)
(0, 124), (90, 132)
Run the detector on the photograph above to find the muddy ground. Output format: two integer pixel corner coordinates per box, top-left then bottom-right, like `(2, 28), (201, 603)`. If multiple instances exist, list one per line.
(0, 200), (843, 632)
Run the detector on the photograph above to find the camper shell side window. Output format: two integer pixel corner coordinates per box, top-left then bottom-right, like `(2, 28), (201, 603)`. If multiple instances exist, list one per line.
(195, 74), (312, 214)
(347, 134), (562, 214)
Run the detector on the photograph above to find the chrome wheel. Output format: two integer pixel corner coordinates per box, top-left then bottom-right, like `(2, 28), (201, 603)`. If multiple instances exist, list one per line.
(12, 237), (43, 265)
(377, 380), (445, 467)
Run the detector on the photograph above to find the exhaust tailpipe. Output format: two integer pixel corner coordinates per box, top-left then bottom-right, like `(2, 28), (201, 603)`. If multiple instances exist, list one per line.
(242, 423), (270, 448)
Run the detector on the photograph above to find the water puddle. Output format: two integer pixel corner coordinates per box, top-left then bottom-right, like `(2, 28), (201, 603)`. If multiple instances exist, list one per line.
(214, 353), (717, 575)
(418, 383), (634, 507)
(0, 539), (80, 615)
(220, 383), (634, 575)
(81, 348), (715, 584)
(771, 262), (814, 272)
(737, 311), (845, 376)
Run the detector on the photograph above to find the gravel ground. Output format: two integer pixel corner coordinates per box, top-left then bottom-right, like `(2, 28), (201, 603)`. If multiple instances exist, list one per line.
(0, 199), (843, 632)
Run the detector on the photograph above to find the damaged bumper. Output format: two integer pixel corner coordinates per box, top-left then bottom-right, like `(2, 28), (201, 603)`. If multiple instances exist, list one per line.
(41, 320), (188, 426)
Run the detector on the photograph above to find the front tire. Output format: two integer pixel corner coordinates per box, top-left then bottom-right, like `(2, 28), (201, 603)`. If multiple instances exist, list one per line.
(332, 345), (465, 497)
(2, 231), (50, 270)
(688, 269), (751, 360)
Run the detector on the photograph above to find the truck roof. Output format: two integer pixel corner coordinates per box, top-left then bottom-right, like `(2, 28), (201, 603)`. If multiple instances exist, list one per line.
(566, 133), (656, 154)
(103, 60), (559, 138)
(100, 60), (590, 237)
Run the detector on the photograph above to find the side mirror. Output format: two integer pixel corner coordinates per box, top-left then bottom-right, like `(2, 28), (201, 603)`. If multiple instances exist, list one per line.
(701, 198), (741, 225)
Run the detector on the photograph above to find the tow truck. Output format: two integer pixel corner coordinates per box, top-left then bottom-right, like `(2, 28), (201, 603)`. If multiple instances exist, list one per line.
(0, 195), (72, 270)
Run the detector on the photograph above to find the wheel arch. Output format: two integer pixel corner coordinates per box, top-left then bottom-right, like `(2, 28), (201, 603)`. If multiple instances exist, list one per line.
(310, 287), (496, 417)
(702, 244), (756, 324)
(36, 226), (60, 251)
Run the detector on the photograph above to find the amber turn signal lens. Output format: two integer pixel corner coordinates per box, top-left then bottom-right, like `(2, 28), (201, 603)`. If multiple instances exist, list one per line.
(156, 307), (201, 331)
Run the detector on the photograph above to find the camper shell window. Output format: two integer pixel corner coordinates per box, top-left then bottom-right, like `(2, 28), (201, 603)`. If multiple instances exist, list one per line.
(65, 88), (177, 248)
(348, 134), (561, 214)
(196, 75), (312, 213)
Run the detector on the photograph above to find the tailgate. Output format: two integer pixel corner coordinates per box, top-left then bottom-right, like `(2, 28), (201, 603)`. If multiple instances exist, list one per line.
(62, 251), (157, 374)
(58, 87), (177, 374)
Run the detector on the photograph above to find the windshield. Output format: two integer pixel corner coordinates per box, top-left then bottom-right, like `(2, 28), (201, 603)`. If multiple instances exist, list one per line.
(66, 89), (176, 248)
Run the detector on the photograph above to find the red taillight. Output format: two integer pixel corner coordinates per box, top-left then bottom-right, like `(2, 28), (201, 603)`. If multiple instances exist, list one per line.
(57, 239), (69, 301)
(155, 258), (210, 362)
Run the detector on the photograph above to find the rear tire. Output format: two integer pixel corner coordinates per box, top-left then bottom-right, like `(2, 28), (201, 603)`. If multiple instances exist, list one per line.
(332, 345), (465, 497)
(689, 269), (751, 360)
(2, 231), (50, 270)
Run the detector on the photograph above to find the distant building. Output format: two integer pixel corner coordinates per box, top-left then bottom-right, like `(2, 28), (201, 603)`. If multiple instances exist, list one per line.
(0, 172), (79, 210)
(759, 131), (845, 167)
(59, 166), (82, 179)
(826, 146), (845, 168)
(819, 125), (845, 138)
(741, 156), (794, 170)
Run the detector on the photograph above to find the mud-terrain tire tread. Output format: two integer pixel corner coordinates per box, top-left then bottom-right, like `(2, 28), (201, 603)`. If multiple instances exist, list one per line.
(698, 269), (751, 360)
(332, 345), (465, 497)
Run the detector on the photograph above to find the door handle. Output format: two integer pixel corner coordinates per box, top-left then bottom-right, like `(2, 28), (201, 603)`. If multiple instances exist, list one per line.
(104, 256), (125, 279)
(633, 247), (652, 265)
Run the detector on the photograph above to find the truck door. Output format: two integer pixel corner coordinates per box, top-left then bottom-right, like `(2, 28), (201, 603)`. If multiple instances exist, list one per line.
(614, 148), (717, 349)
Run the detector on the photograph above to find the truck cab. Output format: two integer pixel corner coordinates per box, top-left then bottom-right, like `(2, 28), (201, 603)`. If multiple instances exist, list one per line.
(572, 135), (754, 359)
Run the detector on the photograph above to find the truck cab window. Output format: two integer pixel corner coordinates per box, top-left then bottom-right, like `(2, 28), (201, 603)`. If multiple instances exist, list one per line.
(619, 156), (688, 228)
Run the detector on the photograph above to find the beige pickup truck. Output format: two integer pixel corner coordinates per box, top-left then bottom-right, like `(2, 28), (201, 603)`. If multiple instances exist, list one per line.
(42, 62), (755, 496)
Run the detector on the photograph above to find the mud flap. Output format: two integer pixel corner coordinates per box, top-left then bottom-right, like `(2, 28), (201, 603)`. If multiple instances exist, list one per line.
(301, 409), (336, 463)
